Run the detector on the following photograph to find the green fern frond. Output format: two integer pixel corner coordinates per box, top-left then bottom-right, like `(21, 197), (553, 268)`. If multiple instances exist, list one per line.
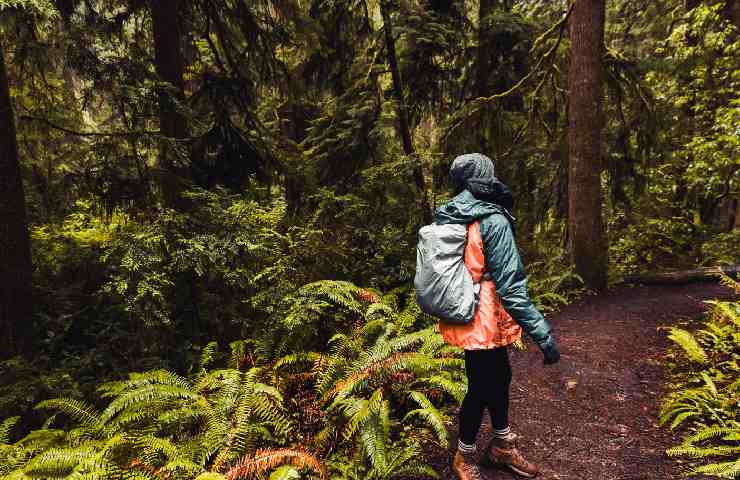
(685, 425), (740, 445)
(692, 458), (740, 478)
(98, 369), (191, 398)
(710, 301), (740, 328)
(155, 404), (206, 431)
(359, 395), (390, 471)
(403, 391), (449, 447)
(365, 303), (395, 322)
(34, 398), (103, 431)
(195, 473), (227, 480)
(229, 340), (249, 370)
(378, 441), (440, 479)
(100, 384), (201, 424)
(667, 327), (708, 364)
(667, 437), (740, 457)
(200, 341), (220, 373)
(269, 465), (301, 480)
(0, 417), (20, 444)
(23, 446), (107, 478)
(411, 375), (466, 403)
(298, 280), (364, 315)
(274, 352), (320, 374)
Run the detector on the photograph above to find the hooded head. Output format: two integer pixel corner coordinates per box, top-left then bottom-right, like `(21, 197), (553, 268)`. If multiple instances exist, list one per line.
(434, 153), (516, 227)
(448, 153), (513, 211)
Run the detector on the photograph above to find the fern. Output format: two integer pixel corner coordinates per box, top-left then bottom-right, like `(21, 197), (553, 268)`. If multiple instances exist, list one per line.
(34, 398), (104, 431)
(0, 416), (19, 444)
(403, 391), (449, 447)
(717, 273), (740, 294)
(224, 448), (325, 479)
(668, 327), (709, 364)
(661, 293), (740, 478)
(269, 465), (301, 480)
(2, 346), (303, 479)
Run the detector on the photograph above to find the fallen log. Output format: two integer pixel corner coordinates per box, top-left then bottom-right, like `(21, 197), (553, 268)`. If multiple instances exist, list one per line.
(622, 265), (740, 285)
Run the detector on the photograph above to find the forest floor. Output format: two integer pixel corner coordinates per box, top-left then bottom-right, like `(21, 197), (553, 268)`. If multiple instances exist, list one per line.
(427, 282), (736, 480)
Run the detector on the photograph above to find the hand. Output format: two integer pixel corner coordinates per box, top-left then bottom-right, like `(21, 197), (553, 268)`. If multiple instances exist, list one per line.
(541, 339), (560, 365)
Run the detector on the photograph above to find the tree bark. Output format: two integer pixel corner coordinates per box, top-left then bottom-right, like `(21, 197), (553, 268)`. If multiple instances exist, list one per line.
(568, 0), (608, 291)
(381, 0), (414, 156)
(380, 0), (431, 221)
(477, 0), (497, 99)
(149, 0), (189, 209)
(724, 0), (740, 32)
(476, 0), (497, 155)
(0, 40), (34, 359)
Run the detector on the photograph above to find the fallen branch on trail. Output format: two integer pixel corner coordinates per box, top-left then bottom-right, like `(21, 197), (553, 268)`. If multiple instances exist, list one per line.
(622, 265), (740, 285)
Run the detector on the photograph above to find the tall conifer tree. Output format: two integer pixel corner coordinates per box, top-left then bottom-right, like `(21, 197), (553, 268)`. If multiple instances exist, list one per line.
(568, 0), (608, 291)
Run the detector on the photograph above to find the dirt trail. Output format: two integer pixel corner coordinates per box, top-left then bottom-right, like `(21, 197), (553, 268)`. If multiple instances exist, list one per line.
(431, 282), (736, 480)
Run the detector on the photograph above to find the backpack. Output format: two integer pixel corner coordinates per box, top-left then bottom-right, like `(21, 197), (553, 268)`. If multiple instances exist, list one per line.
(414, 223), (480, 324)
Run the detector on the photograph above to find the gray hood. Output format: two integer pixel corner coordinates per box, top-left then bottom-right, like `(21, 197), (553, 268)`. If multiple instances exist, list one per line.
(437, 153), (515, 226)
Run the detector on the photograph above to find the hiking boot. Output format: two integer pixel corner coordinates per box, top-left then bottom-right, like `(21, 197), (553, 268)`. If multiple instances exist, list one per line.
(452, 449), (484, 480)
(484, 432), (539, 478)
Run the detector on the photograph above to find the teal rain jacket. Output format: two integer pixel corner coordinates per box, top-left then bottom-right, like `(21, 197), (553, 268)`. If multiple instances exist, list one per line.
(435, 157), (555, 351)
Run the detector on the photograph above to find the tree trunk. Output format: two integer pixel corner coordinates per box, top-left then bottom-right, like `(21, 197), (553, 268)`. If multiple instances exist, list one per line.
(476, 0), (497, 154)
(380, 0), (431, 221)
(724, 0), (740, 32)
(149, 0), (189, 209)
(381, 1), (413, 156)
(0, 40), (34, 359)
(567, 0), (608, 291)
(477, 0), (497, 99)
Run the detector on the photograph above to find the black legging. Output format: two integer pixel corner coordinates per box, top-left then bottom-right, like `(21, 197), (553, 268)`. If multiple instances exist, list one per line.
(458, 347), (512, 445)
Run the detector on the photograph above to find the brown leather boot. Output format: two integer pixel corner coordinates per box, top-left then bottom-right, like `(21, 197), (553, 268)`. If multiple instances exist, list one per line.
(452, 449), (484, 480)
(485, 432), (539, 478)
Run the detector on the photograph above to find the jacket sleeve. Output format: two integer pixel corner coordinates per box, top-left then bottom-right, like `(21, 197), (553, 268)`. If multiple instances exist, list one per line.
(479, 214), (554, 350)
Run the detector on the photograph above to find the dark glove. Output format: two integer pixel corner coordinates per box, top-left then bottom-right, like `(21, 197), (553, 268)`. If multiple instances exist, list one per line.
(541, 337), (560, 365)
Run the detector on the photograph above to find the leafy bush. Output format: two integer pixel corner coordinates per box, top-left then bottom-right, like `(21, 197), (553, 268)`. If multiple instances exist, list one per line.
(660, 274), (740, 478)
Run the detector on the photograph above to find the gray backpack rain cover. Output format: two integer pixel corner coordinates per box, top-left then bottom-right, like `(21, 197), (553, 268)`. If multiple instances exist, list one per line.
(414, 223), (479, 324)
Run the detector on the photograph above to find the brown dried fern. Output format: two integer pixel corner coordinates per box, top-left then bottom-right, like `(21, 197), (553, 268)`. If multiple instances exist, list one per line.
(320, 352), (419, 403)
(224, 448), (325, 480)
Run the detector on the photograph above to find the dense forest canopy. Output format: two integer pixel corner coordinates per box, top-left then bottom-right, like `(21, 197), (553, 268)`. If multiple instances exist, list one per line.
(0, 0), (738, 478)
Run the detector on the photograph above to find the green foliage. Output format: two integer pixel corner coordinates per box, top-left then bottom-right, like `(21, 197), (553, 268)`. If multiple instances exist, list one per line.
(305, 290), (460, 474)
(661, 275), (740, 478)
(610, 2), (740, 274)
(0, 341), (322, 479)
(7, 0), (740, 476)
(0, 281), (464, 479)
(526, 244), (586, 311)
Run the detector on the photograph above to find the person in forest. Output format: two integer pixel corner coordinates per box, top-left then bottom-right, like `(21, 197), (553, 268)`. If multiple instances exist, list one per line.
(435, 153), (561, 479)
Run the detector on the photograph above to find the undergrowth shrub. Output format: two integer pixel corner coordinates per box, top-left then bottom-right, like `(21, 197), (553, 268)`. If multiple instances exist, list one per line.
(660, 274), (740, 478)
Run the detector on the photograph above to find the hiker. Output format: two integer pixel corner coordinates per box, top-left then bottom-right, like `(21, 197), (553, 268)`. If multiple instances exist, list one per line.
(435, 153), (561, 479)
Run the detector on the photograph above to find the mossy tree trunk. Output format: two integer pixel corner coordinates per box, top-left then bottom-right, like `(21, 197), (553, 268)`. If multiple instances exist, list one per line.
(725, 0), (740, 31)
(149, 0), (189, 209)
(567, 0), (608, 291)
(380, 0), (431, 222)
(476, 0), (496, 155)
(0, 40), (33, 359)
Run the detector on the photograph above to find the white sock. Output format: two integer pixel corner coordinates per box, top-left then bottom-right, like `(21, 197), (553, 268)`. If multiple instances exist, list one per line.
(458, 439), (477, 453)
(493, 426), (512, 439)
